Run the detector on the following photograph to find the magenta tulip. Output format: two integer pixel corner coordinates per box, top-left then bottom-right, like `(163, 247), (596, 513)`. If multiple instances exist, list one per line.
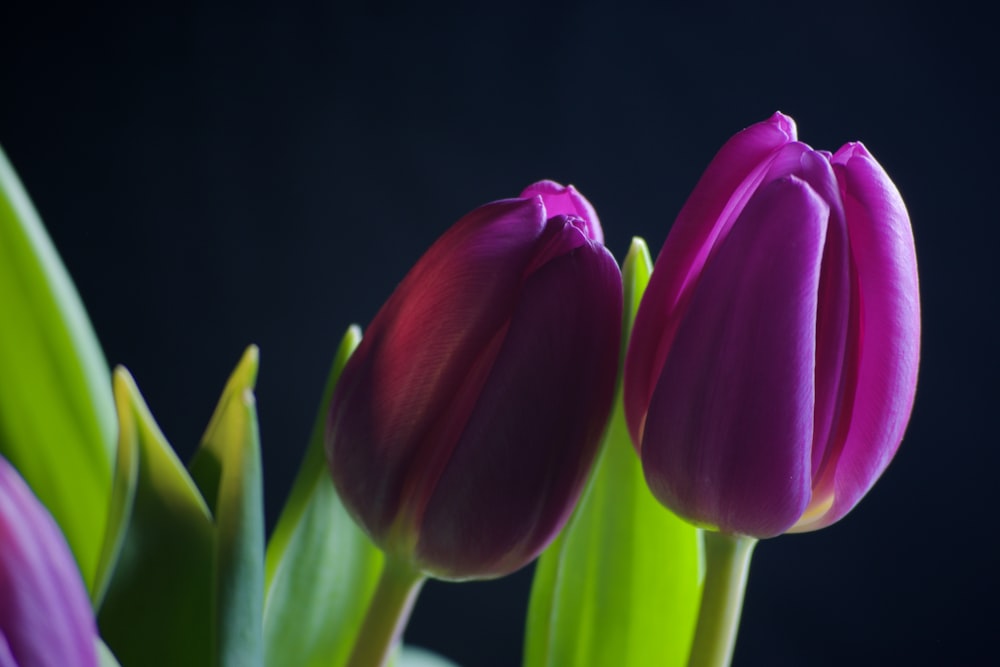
(624, 113), (920, 538)
(326, 181), (622, 579)
(0, 455), (100, 667)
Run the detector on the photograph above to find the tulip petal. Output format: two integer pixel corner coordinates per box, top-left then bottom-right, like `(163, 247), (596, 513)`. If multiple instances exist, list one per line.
(793, 143), (920, 531)
(328, 198), (552, 544)
(414, 236), (623, 578)
(0, 635), (14, 667)
(625, 112), (796, 446)
(520, 180), (603, 243)
(732, 143), (854, 482)
(775, 149), (854, 481)
(640, 177), (828, 537)
(0, 457), (98, 667)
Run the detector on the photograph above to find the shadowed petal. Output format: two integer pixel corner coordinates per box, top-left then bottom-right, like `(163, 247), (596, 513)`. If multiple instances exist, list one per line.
(415, 237), (622, 578)
(0, 635), (14, 667)
(640, 177), (827, 537)
(793, 143), (920, 531)
(327, 197), (550, 544)
(625, 112), (796, 446)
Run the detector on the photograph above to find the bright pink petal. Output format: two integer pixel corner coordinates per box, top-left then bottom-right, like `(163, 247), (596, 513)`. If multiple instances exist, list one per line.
(415, 233), (622, 578)
(0, 457), (99, 667)
(793, 143), (920, 531)
(640, 176), (828, 537)
(624, 112), (796, 447)
(520, 180), (603, 243)
(327, 197), (550, 543)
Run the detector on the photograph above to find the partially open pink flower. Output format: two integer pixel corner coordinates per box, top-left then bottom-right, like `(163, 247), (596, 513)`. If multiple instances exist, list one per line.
(624, 113), (920, 538)
(326, 181), (622, 579)
(0, 455), (99, 666)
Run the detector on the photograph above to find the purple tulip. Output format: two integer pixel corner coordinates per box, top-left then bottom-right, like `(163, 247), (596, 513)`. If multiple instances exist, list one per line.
(0, 455), (99, 667)
(623, 113), (920, 538)
(326, 181), (622, 579)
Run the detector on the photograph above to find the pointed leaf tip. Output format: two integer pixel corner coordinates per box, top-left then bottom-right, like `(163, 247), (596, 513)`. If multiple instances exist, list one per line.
(263, 324), (383, 667)
(194, 347), (265, 667)
(97, 370), (214, 667)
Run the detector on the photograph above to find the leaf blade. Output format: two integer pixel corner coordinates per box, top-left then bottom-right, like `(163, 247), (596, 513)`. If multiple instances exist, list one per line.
(524, 238), (703, 667)
(97, 368), (215, 667)
(0, 145), (115, 592)
(189, 346), (265, 667)
(263, 326), (386, 667)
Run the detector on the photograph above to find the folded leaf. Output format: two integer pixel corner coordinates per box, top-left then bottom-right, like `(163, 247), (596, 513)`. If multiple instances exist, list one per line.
(190, 346), (264, 667)
(264, 326), (385, 667)
(97, 369), (215, 667)
(524, 238), (703, 667)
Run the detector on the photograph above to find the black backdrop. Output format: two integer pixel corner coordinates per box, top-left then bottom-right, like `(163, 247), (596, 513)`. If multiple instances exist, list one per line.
(1, 2), (995, 665)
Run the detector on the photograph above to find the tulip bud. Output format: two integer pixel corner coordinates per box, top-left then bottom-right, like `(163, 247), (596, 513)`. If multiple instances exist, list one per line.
(326, 181), (622, 579)
(0, 455), (100, 666)
(624, 113), (920, 538)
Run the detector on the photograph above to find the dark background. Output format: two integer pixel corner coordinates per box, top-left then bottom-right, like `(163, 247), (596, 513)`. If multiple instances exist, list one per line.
(1, 2), (995, 665)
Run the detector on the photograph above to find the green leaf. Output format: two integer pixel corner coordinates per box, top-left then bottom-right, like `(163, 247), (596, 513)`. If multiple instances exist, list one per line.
(91, 372), (141, 610)
(524, 238), (704, 667)
(97, 639), (123, 667)
(97, 368), (215, 667)
(189, 346), (265, 667)
(0, 145), (115, 593)
(395, 646), (460, 667)
(263, 326), (386, 667)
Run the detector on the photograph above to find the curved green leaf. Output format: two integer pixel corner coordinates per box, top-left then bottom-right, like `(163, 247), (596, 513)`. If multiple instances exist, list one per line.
(0, 145), (115, 593)
(189, 346), (264, 667)
(97, 368), (215, 667)
(264, 326), (386, 667)
(524, 238), (704, 667)
(91, 373), (140, 610)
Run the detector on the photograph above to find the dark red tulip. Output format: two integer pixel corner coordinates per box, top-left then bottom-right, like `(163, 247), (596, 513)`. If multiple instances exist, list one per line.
(326, 181), (622, 579)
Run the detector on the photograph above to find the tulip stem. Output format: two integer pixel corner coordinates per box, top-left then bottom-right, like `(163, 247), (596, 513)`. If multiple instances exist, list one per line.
(347, 556), (426, 667)
(687, 532), (757, 667)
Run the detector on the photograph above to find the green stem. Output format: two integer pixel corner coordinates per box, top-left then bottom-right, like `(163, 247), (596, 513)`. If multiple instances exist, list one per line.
(347, 557), (426, 667)
(687, 532), (757, 667)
